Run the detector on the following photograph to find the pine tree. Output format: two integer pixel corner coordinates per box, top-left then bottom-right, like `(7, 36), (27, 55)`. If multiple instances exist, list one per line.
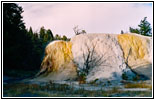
(62, 35), (68, 41)
(47, 29), (54, 41)
(55, 34), (61, 40)
(39, 26), (46, 39)
(28, 27), (33, 36)
(121, 30), (124, 34)
(138, 17), (152, 36)
(3, 3), (34, 71)
(129, 17), (152, 36)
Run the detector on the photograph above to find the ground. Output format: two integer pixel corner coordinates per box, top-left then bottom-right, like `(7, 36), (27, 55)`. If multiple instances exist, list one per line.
(3, 76), (152, 97)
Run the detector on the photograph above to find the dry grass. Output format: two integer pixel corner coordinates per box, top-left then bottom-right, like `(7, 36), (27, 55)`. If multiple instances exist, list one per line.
(3, 81), (152, 97)
(124, 82), (152, 90)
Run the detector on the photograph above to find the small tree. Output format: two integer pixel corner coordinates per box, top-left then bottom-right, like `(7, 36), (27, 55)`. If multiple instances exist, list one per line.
(121, 30), (124, 34)
(129, 17), (152, 36)
(55, 34), (61, 40)
(81, 30), (87, 34)
(80, 43), (103, 75)
(77, 43), (109, 83)
(62, 35), (68, 41)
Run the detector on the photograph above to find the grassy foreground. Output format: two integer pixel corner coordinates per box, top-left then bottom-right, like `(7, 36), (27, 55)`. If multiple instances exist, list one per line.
(3, 81), (152, 97)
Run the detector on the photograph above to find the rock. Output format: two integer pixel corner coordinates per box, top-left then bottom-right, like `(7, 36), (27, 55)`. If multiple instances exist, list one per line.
(34, 40), (77, 82)
(35, 33), (152, 82)
(118, 34), (152, 79)
(71, 33), (134, 82)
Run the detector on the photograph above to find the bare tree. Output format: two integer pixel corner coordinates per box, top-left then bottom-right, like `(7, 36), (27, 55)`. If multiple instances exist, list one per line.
(77, 42), (110, 76)
(73, 25), (86, 35)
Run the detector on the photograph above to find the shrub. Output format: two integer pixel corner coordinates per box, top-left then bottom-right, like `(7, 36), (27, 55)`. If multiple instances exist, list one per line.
(122, 72), (128, 80)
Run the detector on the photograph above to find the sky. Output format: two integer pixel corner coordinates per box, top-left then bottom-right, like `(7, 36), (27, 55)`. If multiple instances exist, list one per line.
(18, 2), (153, 38)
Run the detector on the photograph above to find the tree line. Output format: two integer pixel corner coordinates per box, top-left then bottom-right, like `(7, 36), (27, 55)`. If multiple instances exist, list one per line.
(3, 3), (70, 76)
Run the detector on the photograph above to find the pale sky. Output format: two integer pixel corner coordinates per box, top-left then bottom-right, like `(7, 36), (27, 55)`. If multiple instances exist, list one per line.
(18, 2), (153, 38)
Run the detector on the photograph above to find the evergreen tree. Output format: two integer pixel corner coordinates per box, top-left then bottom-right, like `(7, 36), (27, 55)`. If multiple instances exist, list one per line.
(138, 17), (152, 36)
(28, 27), (33, 36)
(129, 17), (152, 36)
(121, 30), (124, 34)
(39, 26), (46, 39)
(3, 3), (71, 77)
(43, 34), (50, 43)
(3, 3), (34, 71)
(55, 34), (61, 40)
(62, 35), (68, 41)
(47, 29), (54, 41)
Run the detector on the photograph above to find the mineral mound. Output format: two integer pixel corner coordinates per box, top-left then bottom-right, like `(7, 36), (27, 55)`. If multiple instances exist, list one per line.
(35, 33), (152, 82)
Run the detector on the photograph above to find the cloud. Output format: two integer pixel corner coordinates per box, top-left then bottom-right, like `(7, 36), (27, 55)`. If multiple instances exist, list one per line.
(18, 2), (153, 38)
